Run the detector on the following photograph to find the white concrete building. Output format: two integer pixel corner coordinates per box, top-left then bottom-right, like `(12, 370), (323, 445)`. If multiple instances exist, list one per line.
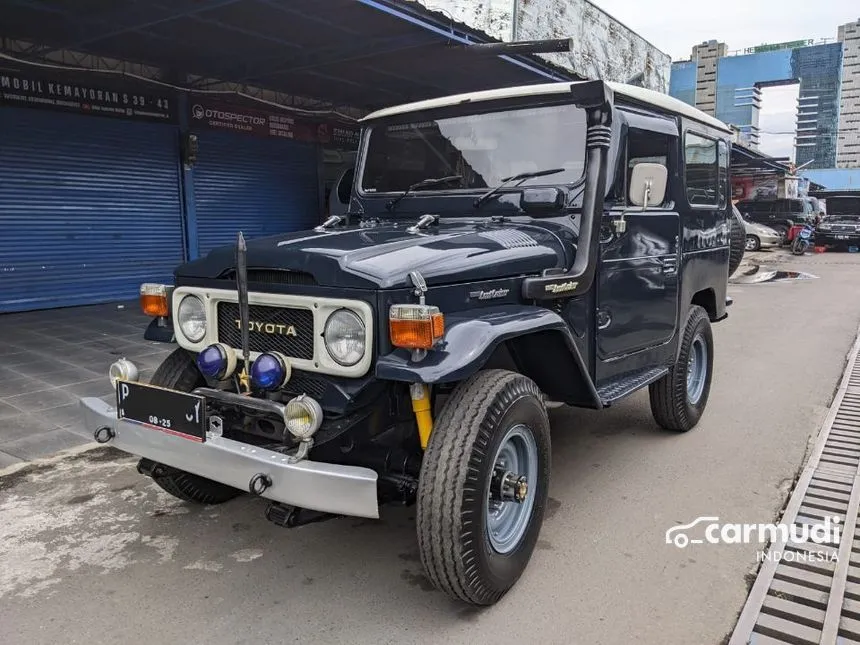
(837, 19), (860, 168)
(413, 0), (671, 92)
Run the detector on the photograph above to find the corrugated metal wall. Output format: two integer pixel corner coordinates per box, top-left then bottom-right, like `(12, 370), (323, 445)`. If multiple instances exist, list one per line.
(193, 132), (320, 256)
(0, 107), (185, 313)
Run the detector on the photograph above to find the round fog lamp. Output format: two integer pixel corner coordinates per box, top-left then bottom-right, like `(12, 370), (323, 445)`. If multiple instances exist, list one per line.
(109, 358), (139, 387)
(196, 343), (236, 380)
(284, 395), (323, 440)
(250, 352), (291, 391)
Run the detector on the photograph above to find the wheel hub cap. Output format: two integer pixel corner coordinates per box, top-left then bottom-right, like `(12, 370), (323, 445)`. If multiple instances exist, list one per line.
(485, 424), (538, 554)
(686, 335), (707, 405)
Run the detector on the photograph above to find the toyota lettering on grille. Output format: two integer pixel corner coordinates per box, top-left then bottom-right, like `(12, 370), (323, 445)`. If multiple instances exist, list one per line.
(235, 319), (298, 337)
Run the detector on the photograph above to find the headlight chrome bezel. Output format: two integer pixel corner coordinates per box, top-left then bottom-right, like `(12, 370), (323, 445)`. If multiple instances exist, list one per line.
(323, 308), (366, 367)
(177, 294), (207, 343)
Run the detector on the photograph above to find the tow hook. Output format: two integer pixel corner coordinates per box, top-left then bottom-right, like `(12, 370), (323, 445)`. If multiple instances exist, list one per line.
(248, 473), (272, 496)
(490, 467), (529, 504)
(93, 426), (115, 444)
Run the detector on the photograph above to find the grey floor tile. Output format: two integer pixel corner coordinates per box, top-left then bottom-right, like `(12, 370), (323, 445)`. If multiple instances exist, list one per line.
(30, 403), (85, 431)
(4, 387), (79, 413)
(0, 450), (23, 469)
(0, 412), (61, 443)
(40, 367), (102, 387)
(0, 401), (22, 420)
(4, 357), (80, 378)
(0, 428), (88, 460)
(0, 375), (53, 398)
(62, 379), (112, 398)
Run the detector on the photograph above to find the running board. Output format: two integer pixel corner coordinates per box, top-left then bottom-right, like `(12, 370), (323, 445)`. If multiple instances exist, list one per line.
(597, 367), (669, 406)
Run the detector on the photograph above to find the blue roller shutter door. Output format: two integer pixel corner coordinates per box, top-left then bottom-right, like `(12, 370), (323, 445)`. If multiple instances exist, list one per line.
(193, 132), (319, 255)
(0, 107), (184, 312)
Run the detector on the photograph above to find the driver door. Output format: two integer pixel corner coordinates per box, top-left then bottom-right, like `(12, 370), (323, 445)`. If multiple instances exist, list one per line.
(596, 129), (680, 364)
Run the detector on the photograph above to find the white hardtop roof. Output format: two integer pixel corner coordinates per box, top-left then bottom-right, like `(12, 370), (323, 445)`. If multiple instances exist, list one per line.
(361, 80), (731, 133)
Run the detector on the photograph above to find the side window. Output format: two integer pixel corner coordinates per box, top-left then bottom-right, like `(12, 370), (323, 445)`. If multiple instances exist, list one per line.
(684, 132), (718, 206)
(718, 140), (728, 208)
(626, 129), (672, 207)
(336, 167), (354, 205)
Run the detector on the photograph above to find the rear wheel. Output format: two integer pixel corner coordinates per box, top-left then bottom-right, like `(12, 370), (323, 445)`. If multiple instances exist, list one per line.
(416, 370), (550, 605)
(649, 306), (714, 432)
(145, 348), (241, 505)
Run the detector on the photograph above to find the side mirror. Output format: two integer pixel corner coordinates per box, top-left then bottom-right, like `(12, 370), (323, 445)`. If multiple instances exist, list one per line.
(629, 162), (668, 209)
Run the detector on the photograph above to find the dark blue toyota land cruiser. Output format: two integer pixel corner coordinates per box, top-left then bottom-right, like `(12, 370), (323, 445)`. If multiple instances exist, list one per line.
(78, 80), (735, 606)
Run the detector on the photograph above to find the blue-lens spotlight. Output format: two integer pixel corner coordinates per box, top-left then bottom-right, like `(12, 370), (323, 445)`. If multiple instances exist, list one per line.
(250, 352), (291, 391)
(196, 343), (236, 380)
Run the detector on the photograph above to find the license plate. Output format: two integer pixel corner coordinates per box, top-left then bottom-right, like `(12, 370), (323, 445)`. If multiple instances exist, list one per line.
(116, 381), (206, 441)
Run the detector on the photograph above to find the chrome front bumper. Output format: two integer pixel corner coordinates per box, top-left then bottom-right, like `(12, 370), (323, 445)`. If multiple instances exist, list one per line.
(75, 397), (379, 518)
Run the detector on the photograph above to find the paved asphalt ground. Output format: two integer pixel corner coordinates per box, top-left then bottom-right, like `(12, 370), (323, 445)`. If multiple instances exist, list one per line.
(2, 249), (860, 645)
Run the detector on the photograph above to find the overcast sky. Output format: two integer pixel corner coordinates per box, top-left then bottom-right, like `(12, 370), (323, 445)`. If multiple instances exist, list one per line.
(590, 0), (856, 60)
(589, 0), (857, 159)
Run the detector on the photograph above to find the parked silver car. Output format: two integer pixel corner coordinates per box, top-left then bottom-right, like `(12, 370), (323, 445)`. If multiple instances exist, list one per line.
(744, 219), (783, 251)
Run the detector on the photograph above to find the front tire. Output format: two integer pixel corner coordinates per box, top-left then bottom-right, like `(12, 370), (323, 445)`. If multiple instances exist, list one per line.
(146, 348), (242, 505)
(649, 306), (714, 432)
(416, 370), (551, 605)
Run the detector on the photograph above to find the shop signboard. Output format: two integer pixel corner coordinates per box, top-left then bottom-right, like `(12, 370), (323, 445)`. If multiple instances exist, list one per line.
(0, 69), (175, 122)
(189, 99), (359, 148)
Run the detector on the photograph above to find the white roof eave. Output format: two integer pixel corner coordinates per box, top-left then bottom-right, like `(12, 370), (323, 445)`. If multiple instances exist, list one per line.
(360, 80), (731, 134)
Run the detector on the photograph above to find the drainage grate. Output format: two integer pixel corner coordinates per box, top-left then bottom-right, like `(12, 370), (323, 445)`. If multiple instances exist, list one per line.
(730, 330), (860, 645)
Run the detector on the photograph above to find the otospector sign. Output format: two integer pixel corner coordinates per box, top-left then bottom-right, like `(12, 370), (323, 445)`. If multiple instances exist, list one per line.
(0, 70), (175, 122)
(189, 99), (359, 148)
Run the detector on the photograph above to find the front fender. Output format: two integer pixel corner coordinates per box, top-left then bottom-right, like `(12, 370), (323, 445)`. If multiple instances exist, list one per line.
(375, 305), (590, 391)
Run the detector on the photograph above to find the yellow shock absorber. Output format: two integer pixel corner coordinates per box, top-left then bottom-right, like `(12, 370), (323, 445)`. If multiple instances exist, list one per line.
(410, 383), (433, 450)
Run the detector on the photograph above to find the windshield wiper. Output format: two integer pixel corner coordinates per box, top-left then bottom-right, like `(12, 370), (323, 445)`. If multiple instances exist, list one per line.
(385, 175), (463, 211)
(473, 168), (566, 209)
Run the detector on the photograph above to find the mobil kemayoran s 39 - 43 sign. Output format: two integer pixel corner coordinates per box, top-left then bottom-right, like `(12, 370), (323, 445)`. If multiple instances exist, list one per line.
(0, 70), (175, 122)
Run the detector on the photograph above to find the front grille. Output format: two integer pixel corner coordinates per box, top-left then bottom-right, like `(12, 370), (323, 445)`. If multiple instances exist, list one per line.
(832, 225), (858, 233)
(217, 302), (314, 360)
(219, 268), (316, 286)
(283, 371), (328, 400)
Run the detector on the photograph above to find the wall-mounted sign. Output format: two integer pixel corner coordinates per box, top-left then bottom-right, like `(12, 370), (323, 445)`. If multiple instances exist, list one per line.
(189, 99), (359, 148)
(0, 69), (175, 122)
(744, 40), (814, 55)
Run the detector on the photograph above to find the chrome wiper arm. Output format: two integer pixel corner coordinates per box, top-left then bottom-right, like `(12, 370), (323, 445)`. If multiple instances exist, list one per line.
(473, 167), (566, 209)
(385, 174), (463, 211)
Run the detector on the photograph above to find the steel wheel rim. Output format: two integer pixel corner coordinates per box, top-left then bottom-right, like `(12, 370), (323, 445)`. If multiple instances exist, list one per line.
(686, 335), (707, 405)
(745, 236), (758, 251)
(485, 424), (538, 554)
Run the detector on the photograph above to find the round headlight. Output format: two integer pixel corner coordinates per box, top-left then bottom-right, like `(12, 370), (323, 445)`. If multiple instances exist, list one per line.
(177, 295), (207, 343)
(323, 309), (365, 366)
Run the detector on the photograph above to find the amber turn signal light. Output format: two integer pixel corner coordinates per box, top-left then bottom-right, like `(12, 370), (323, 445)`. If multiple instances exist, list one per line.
(140, 283), (171, 317)
(389, 304), (445, 350)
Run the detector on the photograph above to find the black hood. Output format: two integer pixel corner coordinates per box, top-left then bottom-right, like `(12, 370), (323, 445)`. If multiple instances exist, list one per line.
(176, 220), (570, 290)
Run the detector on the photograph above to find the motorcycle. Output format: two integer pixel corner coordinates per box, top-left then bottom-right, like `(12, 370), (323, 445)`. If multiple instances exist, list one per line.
(791, 223), (815, 255)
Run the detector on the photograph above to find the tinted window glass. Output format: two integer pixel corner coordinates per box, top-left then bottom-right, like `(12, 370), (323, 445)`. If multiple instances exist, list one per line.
(685, 133), (718, 205)
(718, 140), (728, 208)
(361, 104), (587, 194)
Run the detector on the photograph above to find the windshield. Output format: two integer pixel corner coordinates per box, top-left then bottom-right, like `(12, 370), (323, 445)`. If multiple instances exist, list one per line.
(825, 197), (860, 218)
(360, 104), (587, 195)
